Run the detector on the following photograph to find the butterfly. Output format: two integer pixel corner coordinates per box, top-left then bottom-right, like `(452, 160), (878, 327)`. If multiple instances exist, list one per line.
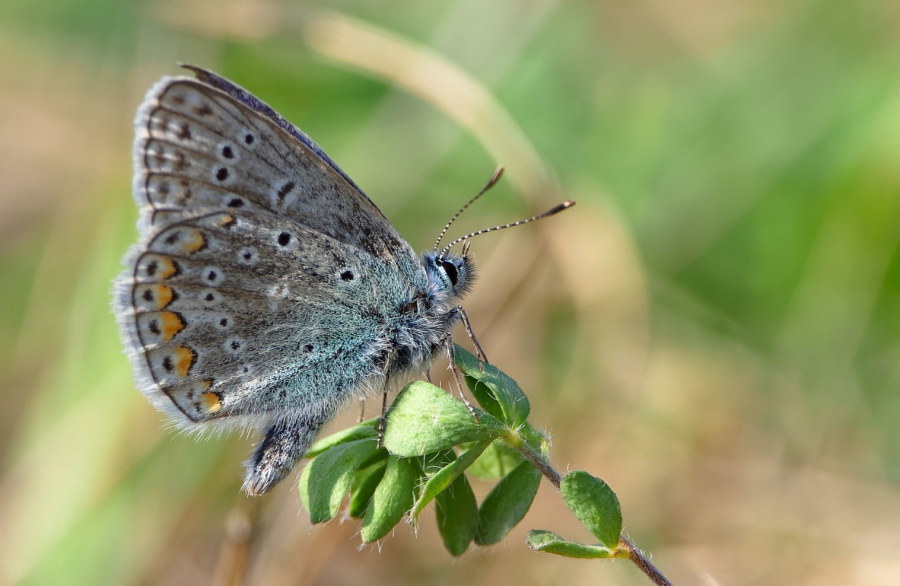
(114, 65), (572, 495)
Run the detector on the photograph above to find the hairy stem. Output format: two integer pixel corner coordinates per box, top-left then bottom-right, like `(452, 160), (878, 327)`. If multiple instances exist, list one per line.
(619, 537), (673, 586)
(511, 441), (673, 586)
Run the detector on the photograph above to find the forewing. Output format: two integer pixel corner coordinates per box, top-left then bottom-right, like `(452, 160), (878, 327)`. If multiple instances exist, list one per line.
(132, 73), (418, 265)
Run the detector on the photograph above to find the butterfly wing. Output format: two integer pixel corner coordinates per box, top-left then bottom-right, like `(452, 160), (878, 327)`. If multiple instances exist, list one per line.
(133, 72), (416, 261)
(115, 72), (425, 430)
(182, 65), (371, 204)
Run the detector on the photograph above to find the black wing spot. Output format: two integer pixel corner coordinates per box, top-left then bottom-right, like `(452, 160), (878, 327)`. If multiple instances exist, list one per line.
(148, 319), (160, 335)
(340, 270), (354, 282)
(221, 145), (234, 159)
(277, 181), (295, 200)
(216, 168), (229, 182)
(244, 133), (255, 145)
(278, 232), (291, 246)
(164, 231), (181, 245)
(143, 289), (154, 302)
(162, 355), (173, 372)
(219, 318), (228, 327)
(304, 344), (313, 353)
(227, 198), (244, 208)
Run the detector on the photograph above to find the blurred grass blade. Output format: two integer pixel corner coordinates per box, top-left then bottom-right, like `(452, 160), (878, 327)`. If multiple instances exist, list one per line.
(302, 9), (556, 200)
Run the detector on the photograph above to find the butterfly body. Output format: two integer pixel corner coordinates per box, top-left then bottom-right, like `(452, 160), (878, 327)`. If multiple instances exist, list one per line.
(115, 68), (474, 494)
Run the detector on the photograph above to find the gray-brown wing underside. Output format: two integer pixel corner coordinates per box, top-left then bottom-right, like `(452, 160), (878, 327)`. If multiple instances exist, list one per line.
(114, 74), (425, 429)
(135, 75), (414, 260)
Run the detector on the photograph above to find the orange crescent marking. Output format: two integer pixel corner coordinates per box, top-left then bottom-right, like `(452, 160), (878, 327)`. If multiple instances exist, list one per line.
(202, 392), (222, 413)
(173, 346), (195, 377)
(154, 285), (173, 309)
(183, 229), (206, 253)
(213, 214), (235, 229)
(159, 311), (184, 342)
(157, 257), (177, 279)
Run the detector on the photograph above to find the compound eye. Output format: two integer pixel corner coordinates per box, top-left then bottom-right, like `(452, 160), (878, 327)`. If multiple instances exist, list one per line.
(441, 260), (459, 286)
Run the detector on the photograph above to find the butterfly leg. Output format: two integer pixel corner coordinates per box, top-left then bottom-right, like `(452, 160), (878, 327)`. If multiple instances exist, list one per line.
(376, 386), (391, 450)
(376, 354), (392, 450)
(451, 305), (488, 369)
(242, 414), (328, 496)
(442, 333), (479, 422)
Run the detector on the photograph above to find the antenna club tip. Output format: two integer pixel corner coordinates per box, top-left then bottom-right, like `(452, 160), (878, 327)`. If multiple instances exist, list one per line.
(544, 200), (575, 216)
(486, 166), (504, 189)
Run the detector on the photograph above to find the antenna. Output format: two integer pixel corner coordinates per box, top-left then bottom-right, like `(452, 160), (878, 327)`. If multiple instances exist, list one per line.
(438, 200), (575, 259)
(433, 166), (505, 252)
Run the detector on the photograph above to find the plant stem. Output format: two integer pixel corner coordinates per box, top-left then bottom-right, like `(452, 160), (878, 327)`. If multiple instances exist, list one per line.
(512, 441), (673, 586)
(619, 537), (673, 586)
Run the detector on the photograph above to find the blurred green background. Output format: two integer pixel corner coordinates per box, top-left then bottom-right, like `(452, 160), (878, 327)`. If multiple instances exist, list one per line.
(2, 0), (900, 584)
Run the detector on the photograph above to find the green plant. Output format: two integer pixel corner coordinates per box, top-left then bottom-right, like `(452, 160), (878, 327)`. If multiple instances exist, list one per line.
(299, 346), (671, 585)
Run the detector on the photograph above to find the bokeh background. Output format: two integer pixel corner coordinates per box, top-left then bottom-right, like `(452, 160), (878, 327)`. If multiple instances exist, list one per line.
(2, 0), (900, 584)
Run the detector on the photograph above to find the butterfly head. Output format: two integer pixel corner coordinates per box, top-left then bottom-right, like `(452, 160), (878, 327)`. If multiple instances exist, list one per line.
(424, 242), (475, 300)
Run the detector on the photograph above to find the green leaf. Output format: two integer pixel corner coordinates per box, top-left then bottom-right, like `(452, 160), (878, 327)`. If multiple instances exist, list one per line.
(304, 418), (378, 458)
(348, 461), (387, 519)
(299, 438), (380, 523)
(467, 441), (524, 480)
(463, 374), (503, 421)
(360, 456), (420, 543)
(455, 345), (530, 427)
(358, 446), (390, 471)
(413, 438), (494, 519)
(525, 530), (614, 559)
(560, 471), (622, 548)
(383, 381), (505, 457)
(435, 473), (478, 556)
(475, 460), (542, 545)
(421, 449), (456, 476)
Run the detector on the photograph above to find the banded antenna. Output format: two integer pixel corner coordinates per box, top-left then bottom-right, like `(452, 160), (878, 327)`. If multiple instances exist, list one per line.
(438, 199), (575, 260)
(434, 166), (506, 253)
